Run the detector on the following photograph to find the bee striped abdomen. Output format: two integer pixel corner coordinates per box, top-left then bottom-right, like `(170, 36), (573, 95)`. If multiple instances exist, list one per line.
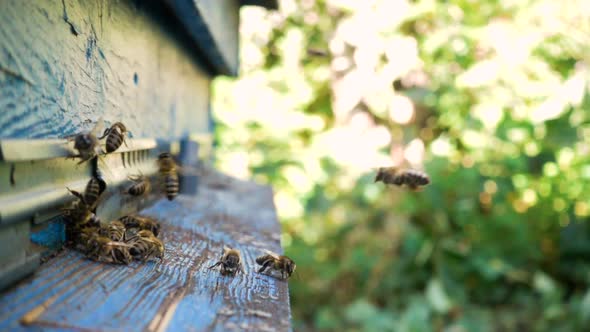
(108, 221), (126, 242)
(164, 172), (179, 201)
(126, 230), (164, 261)
(106, 133), (123, 153)
(401, 169), (430, 187)
(84, 177), (101, 206)
(103, 122), (127, 153)
(128, 179), (150, 196)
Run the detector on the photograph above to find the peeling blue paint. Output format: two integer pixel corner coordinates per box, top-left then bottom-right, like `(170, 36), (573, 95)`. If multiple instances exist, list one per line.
(30, 219), (66, 250)
(0, 0), (211, 140)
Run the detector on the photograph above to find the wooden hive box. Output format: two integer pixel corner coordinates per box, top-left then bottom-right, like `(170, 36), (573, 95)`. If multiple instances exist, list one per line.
(0, 1), (293, 331)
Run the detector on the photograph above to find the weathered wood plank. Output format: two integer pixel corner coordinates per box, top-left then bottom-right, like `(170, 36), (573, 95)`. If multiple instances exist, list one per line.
(0, 0), (211, 139)
(0, 170), (291, 332)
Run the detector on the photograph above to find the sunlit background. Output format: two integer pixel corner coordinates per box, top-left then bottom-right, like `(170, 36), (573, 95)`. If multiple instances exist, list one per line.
(212, 0), (590, 331)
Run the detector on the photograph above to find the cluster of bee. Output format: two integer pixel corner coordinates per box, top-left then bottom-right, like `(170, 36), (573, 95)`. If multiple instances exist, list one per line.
(209, 247), (296, 280)
(66, 120), (180, 201)
(63, 177), (164, 264)
(61, 120), (179, 265)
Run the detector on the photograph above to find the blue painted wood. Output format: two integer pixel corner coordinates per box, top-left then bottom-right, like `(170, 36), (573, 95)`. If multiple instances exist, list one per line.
(0, 169), (291, 331)
(0, 0), (211, 139)
(30, 218), (66, 251)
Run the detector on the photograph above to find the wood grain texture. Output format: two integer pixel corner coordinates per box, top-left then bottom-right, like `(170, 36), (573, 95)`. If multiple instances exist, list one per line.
(0, 0), (211, 139)
(0, 170), (291, 332)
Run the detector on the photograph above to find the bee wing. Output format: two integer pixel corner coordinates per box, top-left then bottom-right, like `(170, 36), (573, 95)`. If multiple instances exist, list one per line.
(262, 249), (280, 260)
(107, 241), (131, 248)
(89, 117), (106, 136)
(176, 164), (202, 177)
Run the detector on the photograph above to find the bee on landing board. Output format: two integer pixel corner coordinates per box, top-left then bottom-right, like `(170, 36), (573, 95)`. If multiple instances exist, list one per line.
(86, 234), (132, 265)
(124, 174), (151, 197)
(256, 250), (296, 280)
(62, 199), (100, 230)
(157, 152), (179, 201)
(98, 220), (126, 242)
(72, 226), (99, 252)
(126, 230), (164, 262)
(374, 167), (430, 190)
(208, 246), (244, 276)
(65, 118), (105, 164)
(119, 215), (161, 237)
(99, 122), (128, 153)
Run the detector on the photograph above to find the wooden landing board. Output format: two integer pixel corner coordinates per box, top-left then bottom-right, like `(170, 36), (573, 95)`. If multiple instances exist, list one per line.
(0, 172), (291, 332)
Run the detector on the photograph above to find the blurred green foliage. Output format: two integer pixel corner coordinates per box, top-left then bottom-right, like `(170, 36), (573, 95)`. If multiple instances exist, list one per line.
(212, 0), (590, 331)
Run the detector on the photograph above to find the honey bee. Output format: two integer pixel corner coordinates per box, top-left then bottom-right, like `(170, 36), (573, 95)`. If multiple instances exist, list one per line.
(66, 177), (104, 209)
(62, 200), (99, 228)
(119, 215), (161, 237)
(374, 167), (430, 190)
(99, 122), (128, 153)
(255, 250), (296, 280)
(208, 246), (244, 276)
(125, 174), (151, 196)
(86, 234), (132, 265)
(66, 118), (104, 164)
(71, 226), (99, 252)
(126, 230), (164, 262)
(157, 152), (177, 173)
(157, 152), (179, 201)
(98, 220), (126, 242)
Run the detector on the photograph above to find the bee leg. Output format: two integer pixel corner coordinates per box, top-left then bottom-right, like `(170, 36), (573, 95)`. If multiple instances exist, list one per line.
(98, 128), (111, 140)
(257, 259), (273, 274)
(208, 261), (222, 270)
(76, 156), (93, 165)
(66, 188), (86, 201)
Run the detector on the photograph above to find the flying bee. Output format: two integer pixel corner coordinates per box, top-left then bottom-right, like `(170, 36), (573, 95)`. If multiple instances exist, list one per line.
(124, 174), (151, 197)
(374, 167), (430, 190)
(157, 152), (180, 201)
(126, 230), (164, 262)
(256, 250), (296, 280)
(99, 122), (128, 153)
(119, 215), (161, 237)
(157, 152), (177, 173)
(65, 118), (105, 164)
(86, 234), (132, 265)
(66, 176), (105, 209)
(98, 220), (126, 242)
(208, 246), (244, 276)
